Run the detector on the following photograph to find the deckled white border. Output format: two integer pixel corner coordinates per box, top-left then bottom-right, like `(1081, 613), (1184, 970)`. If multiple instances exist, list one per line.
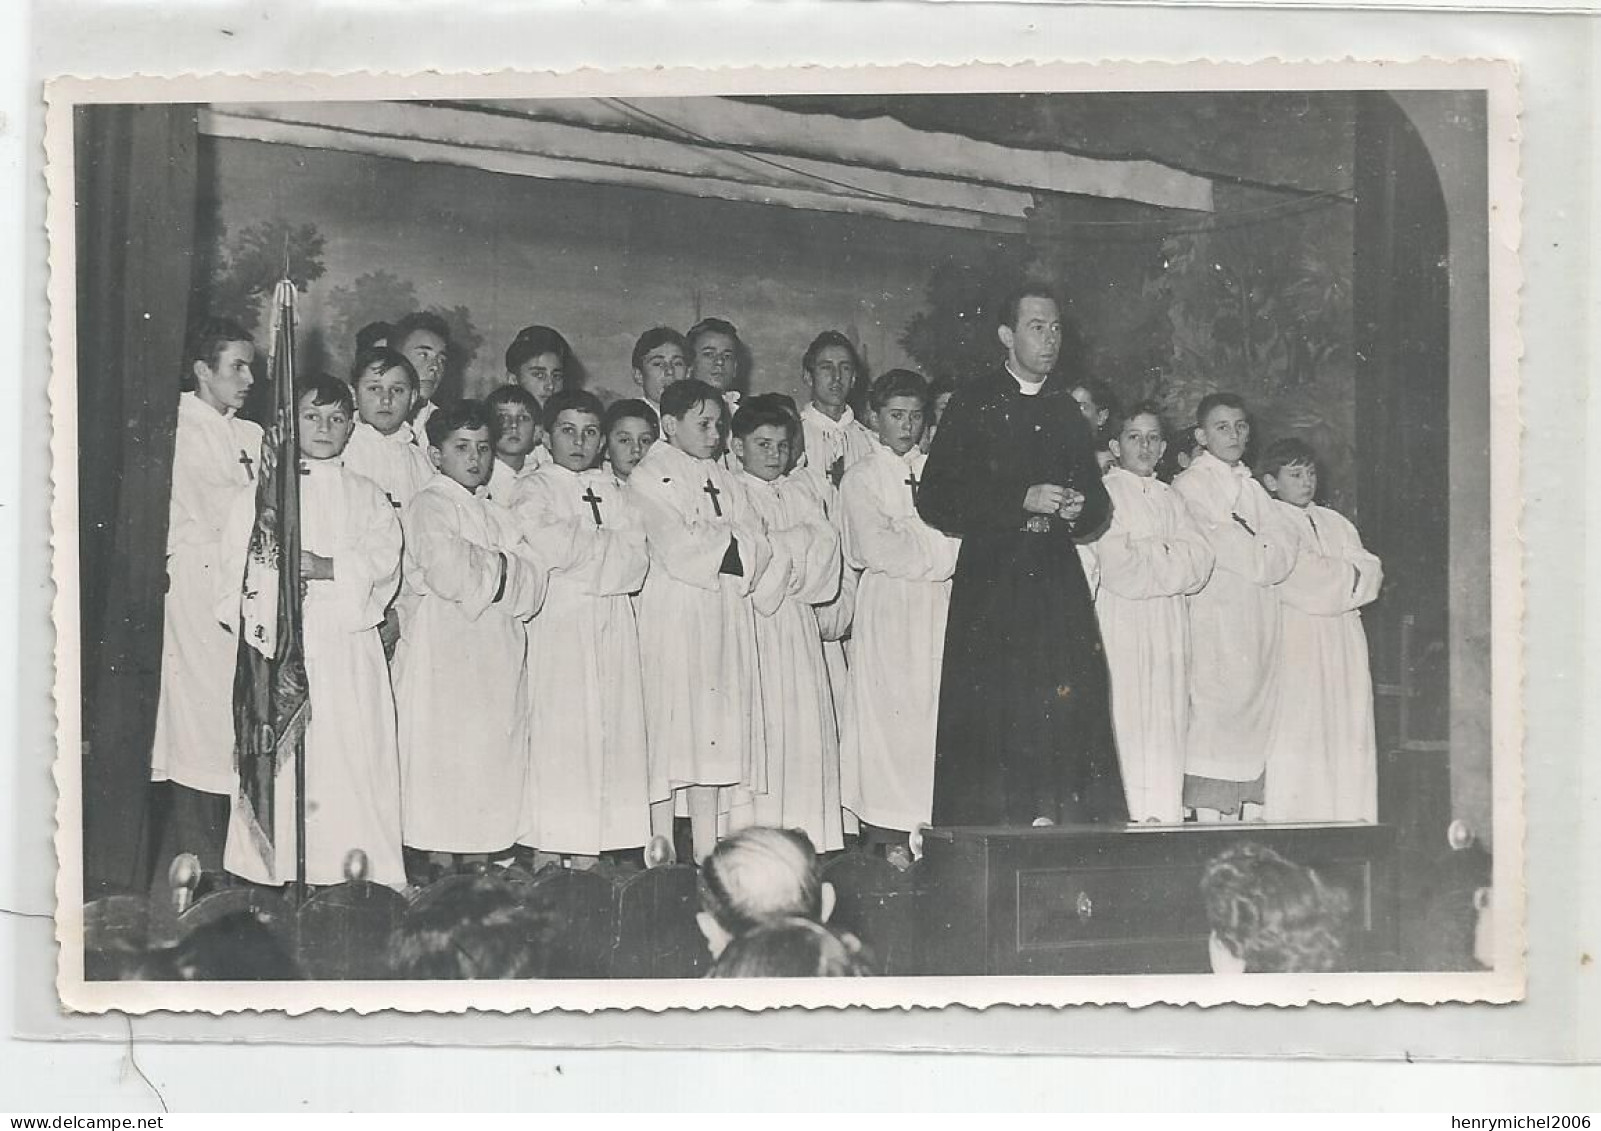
(47, 58), (1525, 1017)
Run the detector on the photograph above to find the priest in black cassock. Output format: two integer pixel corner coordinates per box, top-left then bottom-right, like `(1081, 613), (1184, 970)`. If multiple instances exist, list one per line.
(917, 284), (1129, 827)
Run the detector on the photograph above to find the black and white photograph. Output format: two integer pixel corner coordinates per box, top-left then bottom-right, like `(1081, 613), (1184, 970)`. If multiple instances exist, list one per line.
(49, 61), (1521, 1012)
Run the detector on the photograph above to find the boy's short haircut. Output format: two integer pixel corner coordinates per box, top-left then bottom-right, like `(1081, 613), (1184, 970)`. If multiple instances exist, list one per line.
(1259, 436), (1320, 480)
(928, 374), (956, 400)
(707, 917), (874, 979)
(659, 378), (726, 422)
(997, 281), (1062, 330)
(801, 330), (861, 376)
(349, 344), (419, 390)
(1074, 377), (1122, 418)
(1113, 399), (1167, 435)
(424, 399), (492, 448)
(485, 383), (541, 416)
(505, 325), (572, 373)
(355, 321), (393, 354)
(603, 398), (660, 437)
(539, 388), (606, 435)
(686, 316), (740, 352)
(299, 373), (356, 416)
(390, 310), (452, 352)
(182, 315), (253, 389)
(867, 368), (929, 412)
(630, 326), (688, 373)
(731, 396), (798, 440)
(1195, 391), (1248, 427)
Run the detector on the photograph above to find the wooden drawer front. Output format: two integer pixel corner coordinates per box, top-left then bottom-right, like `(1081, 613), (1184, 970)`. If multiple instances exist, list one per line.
(1016, 863), (1204, 950)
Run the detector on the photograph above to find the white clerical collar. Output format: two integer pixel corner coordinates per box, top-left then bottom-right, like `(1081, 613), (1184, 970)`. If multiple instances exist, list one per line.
(1004, 362), (1047, 396)
(1196, 449), (1251, 480)
(804, 402), (857, 430)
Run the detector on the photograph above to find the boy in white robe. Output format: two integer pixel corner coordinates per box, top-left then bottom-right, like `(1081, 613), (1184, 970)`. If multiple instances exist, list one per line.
(393, 402), (549, 874)
(602, 398), (659, 486)
(150, 317), (264, 875)
(342, 345), (435, 509)
(1173, 393), (1298, 820)
(391, 311), (451, 446)
(506, 324), (571, 404)
(841, 370), (960, 850)
(798, 331), (878, 492)
(1094, 403), (1215, 823)
(630, 328), (689, 419)
(731, 396), (846, 851)
(483, 384), (546, 508)
(512, 390), (653, 863)
(632, 378), (772, 862)
(1260, 439), (1384, 823)
(223, 376), (407, 889)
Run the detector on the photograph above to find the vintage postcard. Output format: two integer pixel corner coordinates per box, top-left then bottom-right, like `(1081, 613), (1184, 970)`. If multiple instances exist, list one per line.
(47, 58), (1523, 1016)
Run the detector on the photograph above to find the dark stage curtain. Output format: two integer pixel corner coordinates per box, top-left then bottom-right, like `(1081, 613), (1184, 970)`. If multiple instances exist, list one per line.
(77, 104), (200, 897)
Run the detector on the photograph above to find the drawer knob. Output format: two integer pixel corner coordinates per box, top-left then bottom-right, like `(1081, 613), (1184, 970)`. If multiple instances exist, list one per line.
(1076, 892), (1093, 920)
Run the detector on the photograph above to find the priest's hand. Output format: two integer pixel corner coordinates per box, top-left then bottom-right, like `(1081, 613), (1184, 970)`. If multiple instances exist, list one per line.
(1057, 488), (1086, 523)
(1024, 484), (1071, 514)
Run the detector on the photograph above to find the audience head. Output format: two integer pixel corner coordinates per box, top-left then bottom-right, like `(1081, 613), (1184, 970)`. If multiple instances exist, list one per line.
(660, 378), (727, 461)
(173, 910), (301, 981)
(506, 325), (572, 403)
(1194, 392), (1251, 466)
(866, 369), (929, 457)
(631, 327), (690, 405)
(425, 400), (495, 491)
(997, 283), (1063, 382)
(731, 395), (799, 483)
(697, 826), (835, 958)
(349, 346), (419, 436)
(1201, 842), (1351, 974)
(184, 316), (256, 412)
(1109, 401), (1168, 479)
(541, 389), (607, 473)
(801, 331), (862, 414)
(354, 320), (393, 354)
(707, 917), (874, 978)
(1260, 437), (1320, 508)
(297, 375), (357, 461)
(388, 874), (553, 980)
(485, 383), (542, 464)
(686, 317), (742, 392)
(603, 398), (659, 480)
(927, 375), (956, 428)
(391, 311), (451, 405)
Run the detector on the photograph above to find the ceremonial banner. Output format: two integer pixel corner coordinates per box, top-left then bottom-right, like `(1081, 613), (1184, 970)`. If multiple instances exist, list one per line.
(231, 280), (309, 868)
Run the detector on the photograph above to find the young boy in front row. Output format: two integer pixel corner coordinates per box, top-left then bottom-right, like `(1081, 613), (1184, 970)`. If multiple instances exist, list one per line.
(342, 345), (435, 509)
(631, 379), (772, 862)
(393, 402), (550, 881)
(224, 376), (407, 889)
(731, 395), (846, 853)
(483, 384), (546, 508)
(511, 390), (653, 867)
(1259, 438), (1383, 823)
(603, 398), (659, 486)
(840, 370), (961, 863)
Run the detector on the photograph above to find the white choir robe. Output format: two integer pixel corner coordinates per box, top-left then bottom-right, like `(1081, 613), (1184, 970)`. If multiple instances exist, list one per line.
(799, 403), (879, 492)
(151, 392), (263, 796)
(631, 440), (772, 795)
(738, 470), (846, 851)
(840, 446), (960, 831)
(484, 452), (544, 509)
(1173, 451), (1298, 788)
(410, 401), (438, 447)
(512, 464), (653, 855)
(1264, 501), (1384, 823)
(1093, 467), (1216, 822)
(393, 477), (549, 852)
(342, 420), (435, 509)
(223, 460), (407, 888)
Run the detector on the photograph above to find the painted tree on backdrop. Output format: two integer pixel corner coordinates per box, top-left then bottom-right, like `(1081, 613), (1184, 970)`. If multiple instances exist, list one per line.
(326, 271), (486, 400)
(194, 218), (327, 331)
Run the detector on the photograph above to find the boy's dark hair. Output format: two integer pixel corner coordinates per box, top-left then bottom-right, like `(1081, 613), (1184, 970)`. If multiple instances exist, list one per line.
(686, 316), (740, 353)
(1113, 399), (1167, 436)
(1201, 842), (1351, 973)
(387, 875), (554, 980)
(505, 325), (572, 374)
(1259, 437), (1320, 481)
(485, 382), (541, 415)
(867, 368), (929, 412)
(1195, 391), (1248, 428)
(707, 917), (875, 979)
(182, 316), (253, 390)
(997, 281), (1061, 330)
(1073, 377), (1121, 419)
(391, 310), (452, 352)
(540, 388), (606, 436)
(631, 326), (688, 373)
(349, 344), (418, 390)
(603, 398), (660, 438)
(425, 399), (492, 448)
(731, 396), (798, 440)
(355, 320), (393, 354)
(928, 374), (956, 401)
(660, 378), (725, 422)
(699, 827), (824, 940)
(298, 373), (355, 416)
(801, 330), (862, 378)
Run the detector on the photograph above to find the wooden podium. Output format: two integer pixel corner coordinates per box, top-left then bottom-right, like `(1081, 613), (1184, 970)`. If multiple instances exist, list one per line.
(916, 822), (1398, 976)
